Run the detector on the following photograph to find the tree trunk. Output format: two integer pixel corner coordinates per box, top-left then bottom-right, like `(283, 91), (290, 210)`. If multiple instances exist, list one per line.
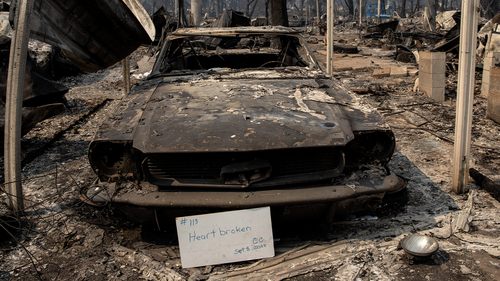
(265, 0), (269, 24)
(401, 0), (406, 16)
(177, 0), (188, 27)
(316, 0), (320, 24)
(249, 0), (259, 18)
(484, 0), (500, 19)
(427, 0), (436, 31)
(192, 0), (202, 26)
(215, 0), (220, 18)
(270, 0), (289, 25)
(342, 0), (354, 15)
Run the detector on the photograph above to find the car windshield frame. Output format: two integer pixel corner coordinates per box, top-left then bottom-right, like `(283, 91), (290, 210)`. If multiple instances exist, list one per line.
(149, 26), (321, 78)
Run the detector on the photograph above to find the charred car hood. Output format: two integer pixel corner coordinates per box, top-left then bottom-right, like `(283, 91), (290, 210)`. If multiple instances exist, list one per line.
(132, 78), (355, 153)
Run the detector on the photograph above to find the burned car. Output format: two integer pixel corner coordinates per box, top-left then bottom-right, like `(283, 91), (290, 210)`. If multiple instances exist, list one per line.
(85, 26), (405, 223)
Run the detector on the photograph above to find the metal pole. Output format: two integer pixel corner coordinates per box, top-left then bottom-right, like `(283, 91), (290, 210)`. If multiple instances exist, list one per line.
(326, 0), (334, 75)
(326, 0), (331, 74)
(306, 5), (308, 26)
(359, 0), (362, 27)
(5, 0), (35, 213)
(377, 0), (381, 24)
(316, 0), (320, 26)
(122, 57), (130, 94)
(452, 0), (479, 194)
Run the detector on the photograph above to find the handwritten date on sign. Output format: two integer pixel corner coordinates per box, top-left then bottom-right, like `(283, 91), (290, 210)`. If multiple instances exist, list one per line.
(235, 237), (267, 254)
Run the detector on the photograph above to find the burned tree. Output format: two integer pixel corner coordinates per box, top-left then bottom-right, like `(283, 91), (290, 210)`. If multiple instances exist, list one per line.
(270, 0), (288, 26)
(341, 0), (355, 16)
(482, 0), (500, 19)
(427, 0), (437, 31)
(245, 0), (260, 18)
(400, 0), (407, 17)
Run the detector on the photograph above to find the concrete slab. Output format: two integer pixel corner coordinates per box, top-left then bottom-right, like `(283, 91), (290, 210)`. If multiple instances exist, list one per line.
(408, 69), (419, 76)
(359, 50), (373, 56)
(390, 67), (408, 77)
(316, 50), (327, 56)
(487, 67), (500, 124)
(373, 67), (391, 78)
(316, 50), (347, 58)
(352, 66), (366, 71)
(334, 66), (352, 71)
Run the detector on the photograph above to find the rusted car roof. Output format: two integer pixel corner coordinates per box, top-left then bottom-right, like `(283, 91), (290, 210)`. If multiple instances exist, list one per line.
(166, 26), (303, 39)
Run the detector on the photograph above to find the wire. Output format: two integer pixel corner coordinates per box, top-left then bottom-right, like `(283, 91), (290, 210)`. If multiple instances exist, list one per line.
(0, 222), (42, 279)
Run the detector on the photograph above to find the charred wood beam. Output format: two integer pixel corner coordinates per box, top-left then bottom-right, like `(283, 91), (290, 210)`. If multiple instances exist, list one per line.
(469, 168), (500, 203)
(333, 44), (359, 54)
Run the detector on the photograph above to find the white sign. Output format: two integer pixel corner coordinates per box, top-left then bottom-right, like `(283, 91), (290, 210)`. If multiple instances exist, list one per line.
(176, 207), (274, 268)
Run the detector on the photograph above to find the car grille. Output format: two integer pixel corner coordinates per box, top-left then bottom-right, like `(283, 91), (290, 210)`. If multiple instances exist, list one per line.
(144, 147), (343, 184)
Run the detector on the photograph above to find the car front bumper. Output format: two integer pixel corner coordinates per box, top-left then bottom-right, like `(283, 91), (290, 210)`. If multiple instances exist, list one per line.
(86, 172), (405, 209)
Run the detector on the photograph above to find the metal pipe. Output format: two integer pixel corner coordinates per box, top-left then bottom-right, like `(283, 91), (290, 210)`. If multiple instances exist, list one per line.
(306, 5), (308, 26)
(316, 0), (320, 26)
(122, 56), (130, 94)
(4, 0), (35, 213)
(326, 0), (334, 74)
(452, 0), (480, 194)
(377, 0), (381, 23)
(359, 0), (362, 27)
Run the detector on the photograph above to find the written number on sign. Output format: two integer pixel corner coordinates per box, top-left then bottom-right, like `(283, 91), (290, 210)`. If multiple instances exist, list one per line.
(179, 218), (198, 226)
